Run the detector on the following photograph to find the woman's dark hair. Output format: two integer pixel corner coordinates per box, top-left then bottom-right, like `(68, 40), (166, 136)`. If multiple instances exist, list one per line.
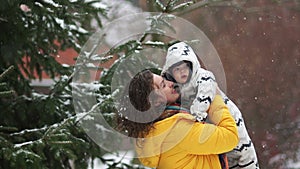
(128, 70), (154, 112)
(116, 70), (158, 138)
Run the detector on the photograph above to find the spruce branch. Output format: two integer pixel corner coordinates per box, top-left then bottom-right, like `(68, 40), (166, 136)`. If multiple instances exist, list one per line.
(13, 116), (76, 148)
(0, 82), (7, 88)
(0, 65), (14, 81)
(154, 0), (166, 11)
(0, 17), (8, 22)
(12, 114), (81, 148)
(9, 126), (47, 137)
(174, 0), (247, 16)
(49, 33), (106, 97)
(0, 90), (15, 97)
(0, 126), (19, 133)
(166, 0), (194, 13)
(0, 66), (15, 98)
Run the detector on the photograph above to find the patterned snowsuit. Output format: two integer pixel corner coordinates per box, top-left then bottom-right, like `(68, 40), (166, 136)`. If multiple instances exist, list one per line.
(161, 42), (259, 169)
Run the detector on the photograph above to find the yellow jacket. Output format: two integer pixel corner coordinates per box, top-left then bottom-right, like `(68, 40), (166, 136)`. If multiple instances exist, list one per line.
(136, 95), (238, 169)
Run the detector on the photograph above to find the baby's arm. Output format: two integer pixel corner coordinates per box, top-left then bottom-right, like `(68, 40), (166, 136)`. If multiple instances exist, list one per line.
(190, 69), (217, 122)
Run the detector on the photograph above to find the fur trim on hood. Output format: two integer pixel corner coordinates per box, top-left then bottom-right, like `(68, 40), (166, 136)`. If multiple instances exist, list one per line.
(162, 42), (202, 82)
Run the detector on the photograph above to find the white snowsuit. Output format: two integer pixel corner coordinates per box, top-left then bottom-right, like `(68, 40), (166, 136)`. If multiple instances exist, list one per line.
(162, 42), (259, 169)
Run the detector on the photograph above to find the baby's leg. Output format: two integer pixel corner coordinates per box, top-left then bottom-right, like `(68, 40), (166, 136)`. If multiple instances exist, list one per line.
(220, 91), (259, 169)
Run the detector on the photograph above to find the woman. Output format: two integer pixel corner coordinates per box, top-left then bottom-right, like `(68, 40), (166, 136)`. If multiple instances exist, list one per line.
(117, 69), (238, 169)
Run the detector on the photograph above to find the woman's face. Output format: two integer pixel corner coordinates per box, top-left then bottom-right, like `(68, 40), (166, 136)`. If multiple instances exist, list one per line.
(152, 74), (180, 104)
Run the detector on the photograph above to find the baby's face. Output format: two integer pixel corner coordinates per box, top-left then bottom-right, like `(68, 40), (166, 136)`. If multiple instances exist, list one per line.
(171, 62), (190, 84)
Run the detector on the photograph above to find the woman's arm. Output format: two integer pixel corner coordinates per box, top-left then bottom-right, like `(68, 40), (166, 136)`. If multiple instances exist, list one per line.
(176, 95), (239, 154)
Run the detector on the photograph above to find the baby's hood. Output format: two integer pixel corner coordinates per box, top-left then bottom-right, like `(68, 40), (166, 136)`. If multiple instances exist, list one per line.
(162, 42), (201, 80)
(135, 113), (195, 167)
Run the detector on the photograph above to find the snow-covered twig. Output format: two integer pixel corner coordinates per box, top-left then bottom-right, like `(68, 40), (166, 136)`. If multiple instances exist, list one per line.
(10, 126), (47, 137)
(0, 65), (14, 81)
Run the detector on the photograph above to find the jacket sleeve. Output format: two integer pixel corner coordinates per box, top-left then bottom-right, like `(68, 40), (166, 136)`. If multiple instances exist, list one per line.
(189, 69), (217, 121)
(177, 95), (239, 155)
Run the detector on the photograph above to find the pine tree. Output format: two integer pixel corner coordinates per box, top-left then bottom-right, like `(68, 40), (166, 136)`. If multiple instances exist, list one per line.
(0, 0), (109, 168)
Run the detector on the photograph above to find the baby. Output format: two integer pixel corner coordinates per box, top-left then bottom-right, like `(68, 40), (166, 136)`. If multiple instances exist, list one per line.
(162, 42), (259, 169)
